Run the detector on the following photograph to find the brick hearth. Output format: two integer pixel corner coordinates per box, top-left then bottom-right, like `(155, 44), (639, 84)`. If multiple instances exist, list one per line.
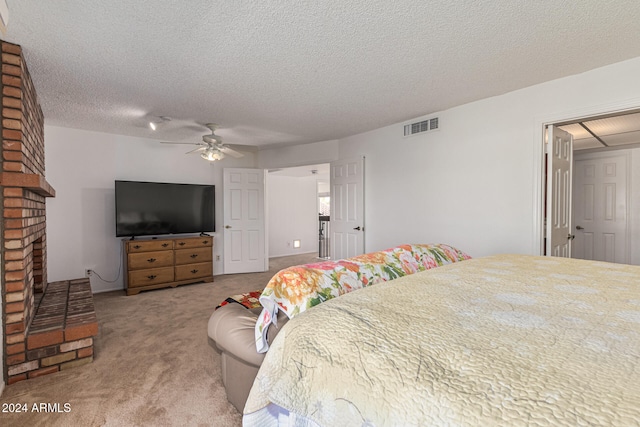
(8, 279), (98, 382)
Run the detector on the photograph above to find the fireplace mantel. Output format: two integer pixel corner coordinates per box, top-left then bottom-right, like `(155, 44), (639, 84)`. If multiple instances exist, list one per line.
(0, 172), (55, 197)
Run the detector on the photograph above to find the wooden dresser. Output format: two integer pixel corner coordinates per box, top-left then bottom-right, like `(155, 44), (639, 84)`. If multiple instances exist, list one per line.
(124, 236), (214, 295)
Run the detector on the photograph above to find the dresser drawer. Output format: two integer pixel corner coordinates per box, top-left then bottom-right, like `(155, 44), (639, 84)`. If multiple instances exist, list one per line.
(175, 262), (213, 281)
(128, 250), (174, 270)
(173, 237), (213, 249)
(128, 267), (174, 288)
(127, 240), (173, 252)
(175, 247), (212, 265)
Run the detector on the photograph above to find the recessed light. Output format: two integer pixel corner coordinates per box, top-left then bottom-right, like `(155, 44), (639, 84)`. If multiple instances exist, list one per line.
(149, 116), (170, 131)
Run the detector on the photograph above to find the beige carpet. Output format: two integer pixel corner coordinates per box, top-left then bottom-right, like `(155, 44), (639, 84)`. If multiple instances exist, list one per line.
(0, 253), (319, 427)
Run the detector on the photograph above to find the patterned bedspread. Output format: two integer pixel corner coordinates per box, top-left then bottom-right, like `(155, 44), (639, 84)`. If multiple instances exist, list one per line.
(254, 244), (471, 353)
(244, 255), (640, 426)
(216, 291), (263, 310)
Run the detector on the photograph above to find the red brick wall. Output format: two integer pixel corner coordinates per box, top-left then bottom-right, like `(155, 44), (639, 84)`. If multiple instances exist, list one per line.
(1, 41), (49, 383)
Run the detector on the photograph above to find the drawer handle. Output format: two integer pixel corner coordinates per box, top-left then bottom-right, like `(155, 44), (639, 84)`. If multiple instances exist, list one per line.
(133, 244), (141, 249)
(147, 258), (157, 263)
(147, 275), (157, 280)
(178, 242), (186, 246)
(190, 254), (198, 258)
(202, 240), (209, 245)
(190, 269), (199, 274)
(162, 243), (169, 247)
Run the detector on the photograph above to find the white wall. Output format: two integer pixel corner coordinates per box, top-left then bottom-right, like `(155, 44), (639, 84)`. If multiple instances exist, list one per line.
(44, 126), (257, 292)
(267, 174), (319, 257)
(260, 57), (640, 259)
(317, 180), (329, 195)
(338, 100), (538, 257)
(258, 140), (339, 170)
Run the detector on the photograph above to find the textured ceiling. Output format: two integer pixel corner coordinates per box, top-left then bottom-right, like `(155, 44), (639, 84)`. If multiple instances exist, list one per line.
(4, 1), (640, 147)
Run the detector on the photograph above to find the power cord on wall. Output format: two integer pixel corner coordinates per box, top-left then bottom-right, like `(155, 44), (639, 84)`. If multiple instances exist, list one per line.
(87, 242), (123, 284)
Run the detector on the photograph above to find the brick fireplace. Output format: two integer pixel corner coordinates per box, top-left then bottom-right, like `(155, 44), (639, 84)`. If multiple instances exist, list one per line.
(0, 41), (97, 385)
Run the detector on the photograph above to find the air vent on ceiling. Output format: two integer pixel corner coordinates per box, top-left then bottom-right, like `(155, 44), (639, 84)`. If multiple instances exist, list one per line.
(404, 117), (439, 137)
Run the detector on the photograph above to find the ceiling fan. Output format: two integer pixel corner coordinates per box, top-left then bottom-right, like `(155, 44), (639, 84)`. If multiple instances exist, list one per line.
(161, 123), (249, 161)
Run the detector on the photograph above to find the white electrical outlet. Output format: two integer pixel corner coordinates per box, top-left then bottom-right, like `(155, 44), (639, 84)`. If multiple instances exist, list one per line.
(85, 268), (92, 277)
(216, 255), (220, 261)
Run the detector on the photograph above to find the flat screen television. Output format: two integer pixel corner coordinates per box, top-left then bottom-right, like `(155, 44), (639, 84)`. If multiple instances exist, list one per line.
(115, 180), (215, 237)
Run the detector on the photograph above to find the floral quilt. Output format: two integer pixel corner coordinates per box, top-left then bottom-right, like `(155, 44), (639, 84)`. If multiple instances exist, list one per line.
(254, 243), (471, 353)
(216, 291), (263, 310)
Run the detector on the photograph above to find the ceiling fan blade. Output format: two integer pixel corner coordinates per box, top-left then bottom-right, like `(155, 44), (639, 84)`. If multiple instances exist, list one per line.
(218, 146), (244, 158)
(225, 143), (258, 153)
(160, 141), (203, 145)
(186, 146), (207, 154)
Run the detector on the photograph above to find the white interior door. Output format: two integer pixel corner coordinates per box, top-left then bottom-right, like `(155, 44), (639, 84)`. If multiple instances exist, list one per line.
(223, 168), (267, 274)
(546, 126), (573, 257)
(573, 152), (629, 263)
(330, 157), (364, 260)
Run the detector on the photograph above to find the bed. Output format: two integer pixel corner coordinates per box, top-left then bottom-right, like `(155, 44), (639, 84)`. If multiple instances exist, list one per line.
(243, 254), (640, 426)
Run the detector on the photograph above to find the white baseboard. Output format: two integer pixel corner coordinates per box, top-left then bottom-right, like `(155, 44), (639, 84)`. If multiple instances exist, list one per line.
(269, 250), (317, 259)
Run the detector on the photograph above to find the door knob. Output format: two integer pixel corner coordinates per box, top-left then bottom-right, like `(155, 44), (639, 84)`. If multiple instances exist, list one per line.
(353, 226), (361, 231)
(567, 234), (575, 240)
(225, 225), (232, 229)
(576, 225), (584, 230)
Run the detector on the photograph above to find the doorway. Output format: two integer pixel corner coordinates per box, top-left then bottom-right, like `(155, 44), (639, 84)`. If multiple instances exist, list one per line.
(318, 179), (330, 259)
(266, 163), (330, 258)
(543, 109), (640, 265)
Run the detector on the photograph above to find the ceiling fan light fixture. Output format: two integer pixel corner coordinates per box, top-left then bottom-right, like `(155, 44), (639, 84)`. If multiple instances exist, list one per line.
(201, 148), (225, 161)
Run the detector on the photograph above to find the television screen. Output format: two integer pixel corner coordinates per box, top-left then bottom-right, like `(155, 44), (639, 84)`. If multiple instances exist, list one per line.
(115, 180), (215, 237)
